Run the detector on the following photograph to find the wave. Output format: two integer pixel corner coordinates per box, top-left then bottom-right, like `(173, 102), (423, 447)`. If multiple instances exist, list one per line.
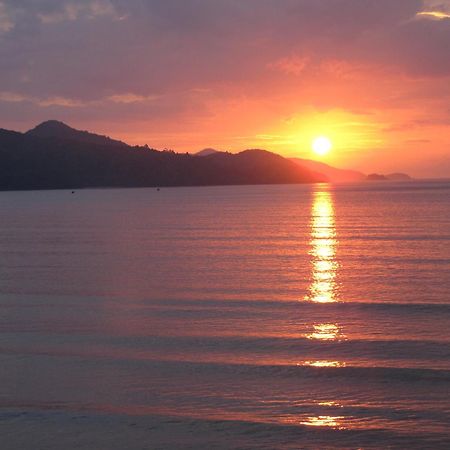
(144, 297), (450, 309)
(70, 334), (450, 362)
(1, 405), (449, 450)
(2, 341), (449, 381)
(154, 359), (450, 382)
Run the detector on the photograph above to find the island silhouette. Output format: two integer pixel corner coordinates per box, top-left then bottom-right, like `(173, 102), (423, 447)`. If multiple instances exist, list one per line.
(0, 121), (409, 191)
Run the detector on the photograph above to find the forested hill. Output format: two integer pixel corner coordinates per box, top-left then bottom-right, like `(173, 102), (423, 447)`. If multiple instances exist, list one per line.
(0, 121), (326, 191)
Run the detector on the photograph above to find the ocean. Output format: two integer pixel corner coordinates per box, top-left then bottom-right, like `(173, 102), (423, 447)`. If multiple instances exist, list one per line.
(0, 181), (449, 449)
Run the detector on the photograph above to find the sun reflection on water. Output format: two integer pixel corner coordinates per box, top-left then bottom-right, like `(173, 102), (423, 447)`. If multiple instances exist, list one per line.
(317, 401), (343, 407)
(306, 323), (346, 341)
(306, 188), (339, 303)
(295, 188), (348, 426)
(300, 415), (346, 429)
(302, 360), (346, 368)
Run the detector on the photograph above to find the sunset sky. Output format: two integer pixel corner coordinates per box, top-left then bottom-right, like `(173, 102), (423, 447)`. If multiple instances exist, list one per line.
(1, 0), (450, 177)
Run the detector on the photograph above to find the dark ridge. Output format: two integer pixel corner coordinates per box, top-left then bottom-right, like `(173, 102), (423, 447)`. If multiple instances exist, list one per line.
(195, 148), (222, 157)
(0, 123), (327, 191)
(26, 120), (127, 147)
(367, 173), (388, 181)
(367, 172), (412, 181)
(386, 172), (412, 181)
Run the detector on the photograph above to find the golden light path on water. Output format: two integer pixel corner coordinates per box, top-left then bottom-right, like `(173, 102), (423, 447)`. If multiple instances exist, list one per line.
(306, 187), (339, 304)
(299, 187), (347, 430)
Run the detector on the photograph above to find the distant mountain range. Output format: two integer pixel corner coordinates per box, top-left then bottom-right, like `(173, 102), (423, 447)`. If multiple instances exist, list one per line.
(0, 121), (410, 191)
(367, 172), (412, 181)
(195, 149), (367, 183)
(290, 157), (366, 183)
(196, 149), (411, 183)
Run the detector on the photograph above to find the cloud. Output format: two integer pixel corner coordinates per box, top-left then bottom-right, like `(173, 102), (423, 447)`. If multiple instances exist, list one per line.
(0, 91), (87, 107)
(423, 0), (450, 11)
(269, 56), (310, 76)
(0, 92), (27, 102)
(416, 11), (450, 19)
(38, 96), (86, 107)
(0, 1), (13, 34)
(0, 90), (161, 108)
(37, 0), (123, 24)
(107, 93), (160, 104)
(417, 0), (450, 19)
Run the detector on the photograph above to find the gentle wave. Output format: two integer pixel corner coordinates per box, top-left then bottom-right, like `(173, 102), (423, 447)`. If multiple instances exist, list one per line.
(5, 333), (447, 363)
(134, 359), (450, 382)
(118, 298), (450, 310)
(2, 345), (448, 382)
(1, 406), (449, 450)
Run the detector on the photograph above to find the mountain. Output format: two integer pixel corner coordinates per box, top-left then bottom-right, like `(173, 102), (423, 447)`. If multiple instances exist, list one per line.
(367, 173), (412, 181)
(195, 148), (222, 157)
(386, 173), (412, 181)
(26, 120), (127, 147)
(367, 173), (388, 181)
(0, 122), (326, 191)
(290, 157), (366, 183)
(200, 149), (327, 185)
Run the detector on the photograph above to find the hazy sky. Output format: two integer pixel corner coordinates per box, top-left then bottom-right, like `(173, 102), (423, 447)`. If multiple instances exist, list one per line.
(1, 0), (450, 176)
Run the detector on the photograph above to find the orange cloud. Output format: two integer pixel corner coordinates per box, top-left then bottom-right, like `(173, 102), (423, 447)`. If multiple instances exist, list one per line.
(417, 11), (450, 19)
(269, 56), (310, 76)
(107, 93), (160, 104)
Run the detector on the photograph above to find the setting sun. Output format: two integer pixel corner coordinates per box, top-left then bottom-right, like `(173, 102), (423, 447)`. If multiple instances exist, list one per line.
(312, 137), (332, 156)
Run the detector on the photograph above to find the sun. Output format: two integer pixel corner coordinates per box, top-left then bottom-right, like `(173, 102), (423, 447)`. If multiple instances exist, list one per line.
(312, 137), (332, 156)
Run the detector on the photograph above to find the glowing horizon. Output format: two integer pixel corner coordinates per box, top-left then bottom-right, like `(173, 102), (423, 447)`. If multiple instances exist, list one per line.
(1, 0), (449, 177)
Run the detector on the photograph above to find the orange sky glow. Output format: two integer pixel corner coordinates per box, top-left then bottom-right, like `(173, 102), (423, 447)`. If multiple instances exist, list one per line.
(1, 0), (450, 177)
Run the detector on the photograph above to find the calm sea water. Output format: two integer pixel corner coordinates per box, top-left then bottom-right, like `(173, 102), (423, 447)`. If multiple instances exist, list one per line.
(0, 181), (449, 449)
